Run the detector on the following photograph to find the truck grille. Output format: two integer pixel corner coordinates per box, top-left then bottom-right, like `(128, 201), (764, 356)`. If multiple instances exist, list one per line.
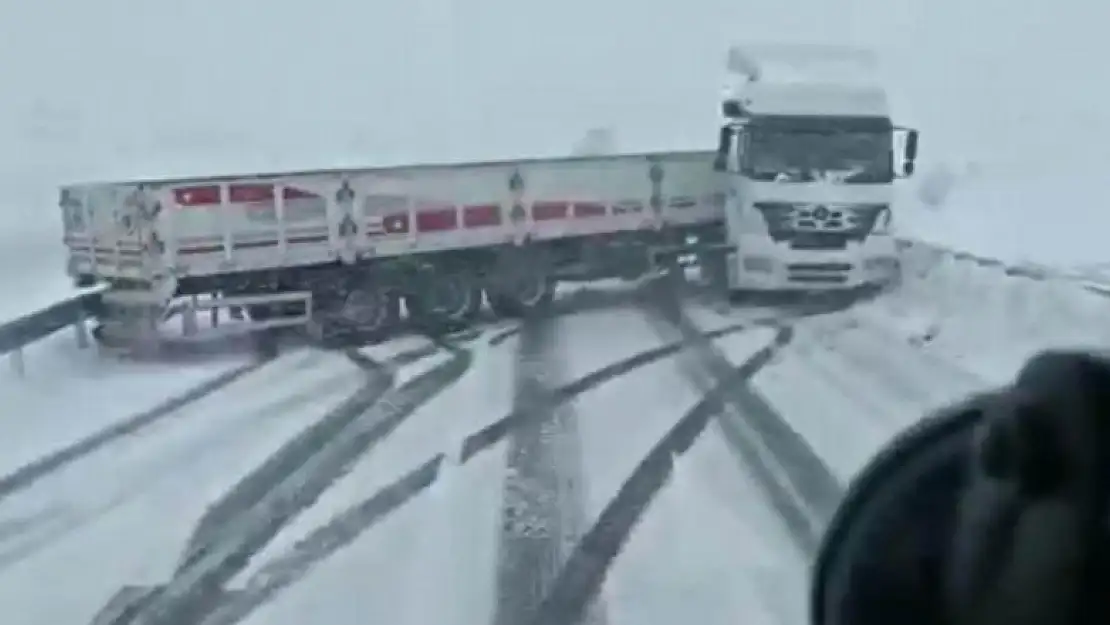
(790, 273), (849, 284)
(787, 261), (853, 284)
(788, 262), (853, 271)
(754, 203), (887, 246)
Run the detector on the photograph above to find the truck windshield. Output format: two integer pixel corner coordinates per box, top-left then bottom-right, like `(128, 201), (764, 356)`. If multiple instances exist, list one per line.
(743, 128), (893, 183)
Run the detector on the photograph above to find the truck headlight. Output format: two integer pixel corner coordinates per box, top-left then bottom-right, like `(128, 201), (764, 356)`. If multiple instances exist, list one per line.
(870, 206), (893, 234)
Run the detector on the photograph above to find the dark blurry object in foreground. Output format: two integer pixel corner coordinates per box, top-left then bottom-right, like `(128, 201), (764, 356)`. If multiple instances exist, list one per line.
(812, 350), (1110, 625)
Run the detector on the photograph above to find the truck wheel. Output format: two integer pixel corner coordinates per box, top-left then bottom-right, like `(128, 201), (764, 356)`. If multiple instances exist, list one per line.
(315, 283), (400, 346)
(487, 276), (555, 318)
(407, 271), (483, 332)
(614, 249), (652, 281)
(247, 305), (274, 321)
(699, 253), (728, 291)
(727, 289), (750, 304)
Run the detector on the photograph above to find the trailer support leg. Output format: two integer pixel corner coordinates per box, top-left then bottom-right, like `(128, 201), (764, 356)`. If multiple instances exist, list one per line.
(182, 296), (199, 337)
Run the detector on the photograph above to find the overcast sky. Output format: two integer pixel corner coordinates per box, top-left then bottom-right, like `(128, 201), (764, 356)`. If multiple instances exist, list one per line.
(0, 0), (1106, 213)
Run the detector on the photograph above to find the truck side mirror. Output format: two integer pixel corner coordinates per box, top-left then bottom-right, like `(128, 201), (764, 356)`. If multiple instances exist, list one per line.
(905, 130), (918, 161)
(721, 99), (742, 118)
(901, 129), (918, 177)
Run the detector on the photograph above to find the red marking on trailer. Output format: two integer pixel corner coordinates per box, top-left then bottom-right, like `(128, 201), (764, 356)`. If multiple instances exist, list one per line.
(532, 201), (568, 221)
(416, 207), (458, 232)
(174, 185), (221, 206)
(463, 204), (501, 228)
(572, 202), (606, 218)
(228, 183), (274, 203)
(668, 196), (697, 209)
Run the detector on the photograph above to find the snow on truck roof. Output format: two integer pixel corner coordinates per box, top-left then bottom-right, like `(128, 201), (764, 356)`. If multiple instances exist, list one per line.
(723, 42), (891, 118)
(736, 82), (890, 118)
(726, 43), (881, 84)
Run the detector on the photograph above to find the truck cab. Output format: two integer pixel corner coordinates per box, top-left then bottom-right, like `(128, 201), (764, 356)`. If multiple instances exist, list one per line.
(712, 45), (918, 293)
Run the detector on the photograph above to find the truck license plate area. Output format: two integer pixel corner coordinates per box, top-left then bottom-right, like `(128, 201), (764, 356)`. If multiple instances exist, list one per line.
(789, 232), (848, 250)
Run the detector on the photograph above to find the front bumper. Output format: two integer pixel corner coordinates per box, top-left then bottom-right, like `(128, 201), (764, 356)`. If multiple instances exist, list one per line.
(727, 246), (900, 291)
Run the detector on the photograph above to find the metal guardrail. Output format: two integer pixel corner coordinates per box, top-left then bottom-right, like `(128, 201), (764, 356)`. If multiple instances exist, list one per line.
(0, 291), (101, 376)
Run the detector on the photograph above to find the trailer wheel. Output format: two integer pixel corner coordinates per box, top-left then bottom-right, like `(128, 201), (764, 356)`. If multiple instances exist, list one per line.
(487, 276), (556, 318)
(727, 289), (750, 304)
(407, 271), (483, 332)
(314, 283), (400, 346)
(247, 305), (274, 321)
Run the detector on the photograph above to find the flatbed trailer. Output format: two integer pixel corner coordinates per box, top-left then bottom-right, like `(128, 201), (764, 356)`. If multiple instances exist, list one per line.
(61, 150), (726, 345)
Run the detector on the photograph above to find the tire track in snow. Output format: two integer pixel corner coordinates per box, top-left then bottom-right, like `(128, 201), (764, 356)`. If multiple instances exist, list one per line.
(0, 509), (57, 546)
(185, 323), (756, 625)
(171, 349), (392, 574)
(93, 337), (474, 625)
(809, 316), (983, 409)
(196, 454), (446, 625)
(0, 340), (451, 579)
(527, 325), (791, 625)
(461, 322), (748, 460)
(0, 358), (271, 504)
(492, 314), (604, 625)
(641, 282), (843, 556)
(487, 284), (658, 347)
(0, 351), (358, 573)
(174, 334), (482, 573)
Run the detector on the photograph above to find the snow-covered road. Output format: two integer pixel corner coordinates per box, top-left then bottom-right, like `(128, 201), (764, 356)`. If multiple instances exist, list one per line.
(2, 253), (1110, 625)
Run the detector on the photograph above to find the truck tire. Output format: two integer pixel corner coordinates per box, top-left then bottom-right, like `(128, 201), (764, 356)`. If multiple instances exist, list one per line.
(487, 276), (555, 318)
(406, 271), (483, 332)
(699, 253), (729, 291)
(247, 305), (274, 321)
(314, 282), (400, 346)
(727, 289), (750, 304)
(614, 247), (652, 281)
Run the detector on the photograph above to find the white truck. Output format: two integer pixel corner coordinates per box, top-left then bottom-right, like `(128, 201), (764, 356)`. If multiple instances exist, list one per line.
(712, 44), (916, 291)
(58, 44), (918, 347)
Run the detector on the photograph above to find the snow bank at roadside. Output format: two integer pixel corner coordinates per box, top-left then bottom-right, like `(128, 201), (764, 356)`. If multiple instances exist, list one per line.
(858, 240), (1110, 383)
(897, 158), (1110, 272)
